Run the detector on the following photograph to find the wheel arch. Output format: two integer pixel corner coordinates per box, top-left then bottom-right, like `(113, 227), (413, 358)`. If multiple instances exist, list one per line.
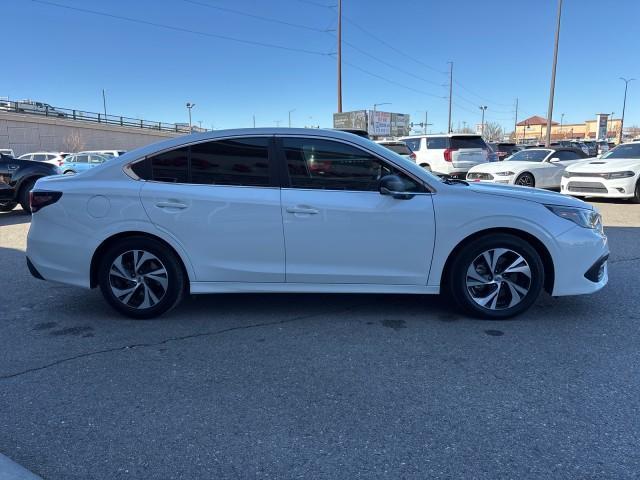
(17, 175), (45, 198)
(90, 231), (191, 291)
(440, 227), (555, 294)
(514, 171), (536, 186)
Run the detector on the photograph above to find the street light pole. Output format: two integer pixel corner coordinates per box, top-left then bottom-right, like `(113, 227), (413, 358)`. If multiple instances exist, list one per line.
(186, 102), (195, 133)
(479, 105), (487, 137)
(545, 0), (563, 147)
(560, 113), (564, 138)
(609, 111), (614, 138)
(619, 77), (635, 144)
(102, 89), (107, 120)
(337, 0), (342, 113)
(288, 109), (296, 128)
(447, 61), (453, 133)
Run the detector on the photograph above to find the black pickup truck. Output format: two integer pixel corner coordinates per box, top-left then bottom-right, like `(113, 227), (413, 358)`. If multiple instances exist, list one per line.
(0, 153), (60, 213)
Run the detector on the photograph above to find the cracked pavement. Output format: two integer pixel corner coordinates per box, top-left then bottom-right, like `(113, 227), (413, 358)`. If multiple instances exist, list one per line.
(1, 201), (639, 479)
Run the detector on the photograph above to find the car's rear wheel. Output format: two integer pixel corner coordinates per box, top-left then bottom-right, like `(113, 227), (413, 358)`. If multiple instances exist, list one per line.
(420, 163), (432, 172)
(447, 234), (544, 319)
(515, 172), (535, 187)
(18, 178), (37, 213)
(0, 201), (17, 212)
(63, 170), (75, 175)
(98, 237), (186, 319)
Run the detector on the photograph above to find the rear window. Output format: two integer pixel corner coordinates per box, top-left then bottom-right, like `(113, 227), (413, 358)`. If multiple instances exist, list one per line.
(450, 136), (487, 149)
(426, 137), (449, 149)
(403, 138), (421, 151)
(381, 143), (411, 155)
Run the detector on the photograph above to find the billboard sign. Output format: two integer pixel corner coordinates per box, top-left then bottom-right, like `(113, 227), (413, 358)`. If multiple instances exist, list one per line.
(333, 110), (367, 131)
(596, 113), (609, 140)
(368, 110), (392, 136)
(390, 113), (411, 136)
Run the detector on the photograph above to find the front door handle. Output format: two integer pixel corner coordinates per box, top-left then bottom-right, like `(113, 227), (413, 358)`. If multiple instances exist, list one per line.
(156, 201), (188, 209)
(286, 206), (319, 215)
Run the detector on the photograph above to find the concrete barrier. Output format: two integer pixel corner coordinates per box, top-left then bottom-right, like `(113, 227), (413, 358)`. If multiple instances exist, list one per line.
(0, 111), (186, 156)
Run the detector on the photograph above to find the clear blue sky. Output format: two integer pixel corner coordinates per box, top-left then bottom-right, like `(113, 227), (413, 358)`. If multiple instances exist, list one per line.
(4, 0), (639, 133)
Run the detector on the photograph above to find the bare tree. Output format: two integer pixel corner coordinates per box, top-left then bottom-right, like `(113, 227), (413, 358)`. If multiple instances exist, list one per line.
(62, 130), (85, 152)
(482, 122), (504, 142)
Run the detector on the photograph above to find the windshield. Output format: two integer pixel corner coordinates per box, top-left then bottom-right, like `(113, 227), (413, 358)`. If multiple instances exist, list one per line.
(602, 143), (640, 159)
(506, 149), (550, 162)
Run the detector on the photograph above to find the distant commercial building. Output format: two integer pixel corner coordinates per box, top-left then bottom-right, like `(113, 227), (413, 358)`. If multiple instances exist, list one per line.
(333, 110), (411, 138)
(515, 115), (622, 143)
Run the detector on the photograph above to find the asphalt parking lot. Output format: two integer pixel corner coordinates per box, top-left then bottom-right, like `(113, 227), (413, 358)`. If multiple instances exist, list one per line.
(1, 200), (639, 479)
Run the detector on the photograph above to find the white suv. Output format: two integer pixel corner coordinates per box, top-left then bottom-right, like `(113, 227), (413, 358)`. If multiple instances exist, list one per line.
(18, 152), (70, 166)
(399, 134), (489, 177)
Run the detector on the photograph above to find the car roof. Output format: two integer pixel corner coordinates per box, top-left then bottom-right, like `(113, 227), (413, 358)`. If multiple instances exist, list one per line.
(400, 133), (481, 138)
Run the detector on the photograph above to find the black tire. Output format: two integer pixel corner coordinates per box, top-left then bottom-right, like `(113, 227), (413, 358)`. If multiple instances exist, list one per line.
(63, 170), (75, 175)
(0, 201), (17, 212)
(98, 236), (186, 319)
(631, 180), (640, 204)
(447, 234), (545, 320)
(420, 163), (432, 172)
(18, 178), (37, 213)
(515, 172), (535, 187)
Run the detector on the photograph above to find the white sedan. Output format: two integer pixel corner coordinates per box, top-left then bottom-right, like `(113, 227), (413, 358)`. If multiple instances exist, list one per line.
(466, 148), (588, 189)
(26, 129), (608, 320)
(561, 142), (640, 202)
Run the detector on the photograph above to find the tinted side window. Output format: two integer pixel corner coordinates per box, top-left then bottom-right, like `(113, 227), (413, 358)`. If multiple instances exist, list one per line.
(450, 136), (487, 149)
(74, 154), (89, 163)
(403, 138), (421, 151)
(190, 138), (270, 186)
(283, 138), (421, 192)
(33, 154), (46, 161)
(555, 150), (582, 161)
(150, 147), (189, 183)
(425, 137), (449, 149)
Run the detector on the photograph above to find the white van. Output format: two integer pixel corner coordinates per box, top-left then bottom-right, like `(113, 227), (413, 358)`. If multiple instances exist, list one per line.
(399, 134), (489, 177)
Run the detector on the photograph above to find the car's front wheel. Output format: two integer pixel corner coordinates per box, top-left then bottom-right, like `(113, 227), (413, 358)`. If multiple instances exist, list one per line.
(515, 172), (535, 187)
(98, 237), (186, 319)
(631, 180), (640, 204)
(447, 234), (545, 319)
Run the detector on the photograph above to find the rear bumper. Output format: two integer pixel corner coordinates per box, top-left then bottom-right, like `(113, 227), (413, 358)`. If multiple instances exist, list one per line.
(26, 257), (45, 280)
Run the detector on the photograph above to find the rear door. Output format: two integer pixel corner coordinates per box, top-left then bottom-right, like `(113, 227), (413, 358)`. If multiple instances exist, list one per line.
(138, 136), (285, 283)
(278, 136), (435, 285)
(450, 136), (488, 170)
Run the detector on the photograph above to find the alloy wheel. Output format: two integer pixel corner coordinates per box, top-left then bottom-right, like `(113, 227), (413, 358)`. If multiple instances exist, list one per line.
(466, 248), (532, 310)
(516, 174), (533, 187)
(108, 250), (168, 309)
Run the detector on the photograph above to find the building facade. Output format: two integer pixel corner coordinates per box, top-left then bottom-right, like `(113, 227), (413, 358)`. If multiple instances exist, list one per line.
(515, 115), (622, 143)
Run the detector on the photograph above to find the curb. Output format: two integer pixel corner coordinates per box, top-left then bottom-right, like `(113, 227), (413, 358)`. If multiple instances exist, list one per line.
(0, 453), (43, 480)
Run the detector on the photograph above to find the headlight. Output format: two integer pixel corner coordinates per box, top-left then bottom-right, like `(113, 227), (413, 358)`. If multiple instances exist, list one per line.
(495, 171), (514, 176)
(604, 171), (635, 179)
(562, 171), (571, 178)
(545, 205), (603, 232)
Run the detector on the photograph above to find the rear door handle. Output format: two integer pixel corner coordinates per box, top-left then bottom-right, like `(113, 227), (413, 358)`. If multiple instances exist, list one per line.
(286, 206), (319, 215)
(156, 201), (188, 209)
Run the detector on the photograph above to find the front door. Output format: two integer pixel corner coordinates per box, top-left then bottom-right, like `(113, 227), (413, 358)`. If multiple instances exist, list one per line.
(278, 136), (435, 285)
(139, 137), (285, 283)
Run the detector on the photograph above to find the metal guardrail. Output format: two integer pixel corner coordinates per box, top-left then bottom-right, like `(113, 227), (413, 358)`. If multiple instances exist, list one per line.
(0, 99), (192, 134)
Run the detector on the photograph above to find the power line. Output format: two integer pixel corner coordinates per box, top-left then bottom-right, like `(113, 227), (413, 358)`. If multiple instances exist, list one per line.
(31, 0), (333, 57)
(453, 80), (513, 108)
(292, 0), (335, 8)
(339, 58), (447, 100)
(340, 38), (444, 89)
(453, 91), (514, 114)
(342, 16), (446, 75)
(181, 0), (333, 33)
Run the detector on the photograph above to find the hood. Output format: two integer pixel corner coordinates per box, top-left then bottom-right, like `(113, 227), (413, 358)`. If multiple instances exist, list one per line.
(566, 157), (640, 173)
(466, 182), (590, 208)
(467, 160), (540, 173)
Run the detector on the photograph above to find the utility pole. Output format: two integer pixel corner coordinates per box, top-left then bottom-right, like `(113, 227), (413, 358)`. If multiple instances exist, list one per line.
(102, 89), (107, 121)
(479, 105), (487, 137)
(447, 61), (453, 133)
(337, 0), (342, 113)
(253, 114), (256, 128)
(424, 111), (428, 134)
(609, 111), (614, 138)
(545, 0), (563, 147)
(288, 109), (296, 128)
(514, 98), (518, 141)
(619, 77), (635, 144)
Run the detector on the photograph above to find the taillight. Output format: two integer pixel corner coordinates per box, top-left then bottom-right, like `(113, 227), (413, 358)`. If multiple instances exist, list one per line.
(30, 191), (62, 213)
(58, 160), (64, 166)
(409, 152), (416, 161)
(443, 148), (458, 162)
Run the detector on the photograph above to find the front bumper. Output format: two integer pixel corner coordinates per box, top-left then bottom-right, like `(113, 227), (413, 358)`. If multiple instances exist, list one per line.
(551, 224), (609, 296)
(561, 176), (636, 198)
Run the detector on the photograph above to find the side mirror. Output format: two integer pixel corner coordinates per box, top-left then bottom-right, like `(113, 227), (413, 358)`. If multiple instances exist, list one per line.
(379, 174), (414, 200)
(549, 157), (560, 163)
